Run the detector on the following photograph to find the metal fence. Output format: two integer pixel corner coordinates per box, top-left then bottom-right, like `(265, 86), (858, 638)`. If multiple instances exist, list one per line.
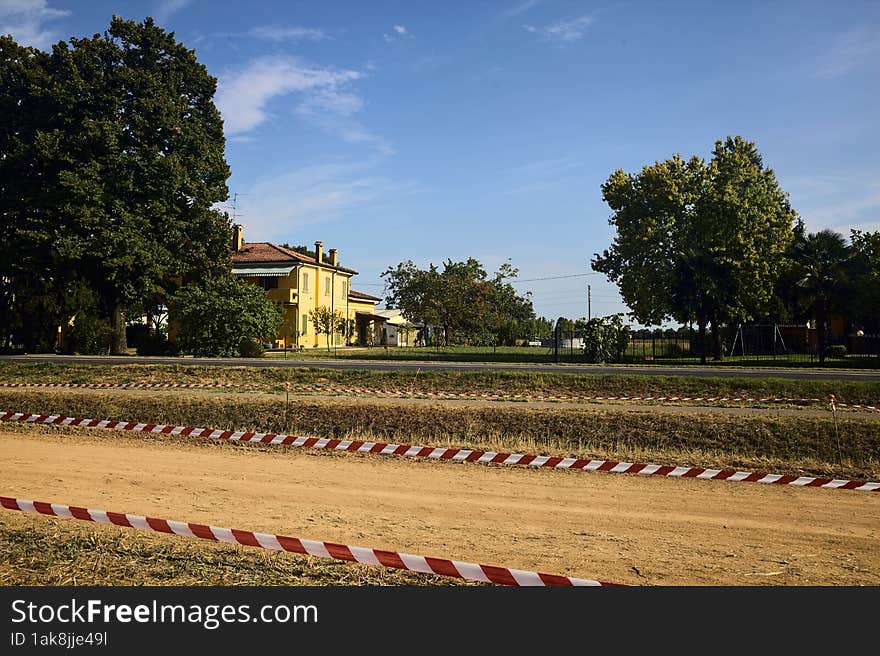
(543, 324), (880, 366)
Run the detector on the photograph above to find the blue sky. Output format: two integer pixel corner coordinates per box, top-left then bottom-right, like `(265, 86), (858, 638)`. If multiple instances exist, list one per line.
(3, 0), (879, 323)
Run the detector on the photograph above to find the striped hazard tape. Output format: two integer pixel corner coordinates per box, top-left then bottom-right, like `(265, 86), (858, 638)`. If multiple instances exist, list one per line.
(3, 410), (878, 493)
(4, 380), (876, 411)
(309, 385), (880, 411)
(0, 382), (258, 390)
(308, 384), (829, 405)
(0, 496), (613, 586)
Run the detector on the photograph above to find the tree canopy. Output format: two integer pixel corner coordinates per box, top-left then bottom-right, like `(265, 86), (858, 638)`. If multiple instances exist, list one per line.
(382, 258), (535, 346)
(1, 17), (231, 353)
(592, 136), (798, 362)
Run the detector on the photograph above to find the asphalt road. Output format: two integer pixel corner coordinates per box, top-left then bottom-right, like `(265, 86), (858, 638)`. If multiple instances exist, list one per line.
(3, 354), (880, 380)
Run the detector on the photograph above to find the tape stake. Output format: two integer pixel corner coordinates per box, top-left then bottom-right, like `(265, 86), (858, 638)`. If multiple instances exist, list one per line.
(0, 496), (615, 587)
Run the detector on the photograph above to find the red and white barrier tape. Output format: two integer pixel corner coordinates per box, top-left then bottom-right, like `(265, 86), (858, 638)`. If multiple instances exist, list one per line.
(0, 496), (612, 586)
(0, 382), (258, 390)
(3, 410), (878, 493)
(6, 380), (875, 411)
(306, 384), (837, 406)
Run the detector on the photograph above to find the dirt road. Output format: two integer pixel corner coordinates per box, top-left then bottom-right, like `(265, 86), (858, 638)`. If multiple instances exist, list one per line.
(1, 428), (877, 585)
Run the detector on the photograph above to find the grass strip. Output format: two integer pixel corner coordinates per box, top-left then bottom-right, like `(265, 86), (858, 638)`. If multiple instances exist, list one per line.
(0, 511), (467, 586)
(1, 389), (877, 479)
(2, 362), (879, 404)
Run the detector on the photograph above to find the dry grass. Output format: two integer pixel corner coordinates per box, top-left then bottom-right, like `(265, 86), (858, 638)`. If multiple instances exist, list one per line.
(2, 361), (879, 403)
(2, 389), (877, 479)
(0, 511), (472, 586)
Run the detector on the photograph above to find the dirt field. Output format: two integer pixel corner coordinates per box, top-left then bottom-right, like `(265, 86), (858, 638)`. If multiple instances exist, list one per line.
(1, 427), (877, 586)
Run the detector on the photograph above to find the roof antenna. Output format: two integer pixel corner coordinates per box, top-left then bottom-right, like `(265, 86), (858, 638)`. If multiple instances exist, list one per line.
(230, 192), (248, 223)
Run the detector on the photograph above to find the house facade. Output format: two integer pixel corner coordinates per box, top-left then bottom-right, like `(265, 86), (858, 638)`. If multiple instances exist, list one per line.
(229, 225), (381, 349)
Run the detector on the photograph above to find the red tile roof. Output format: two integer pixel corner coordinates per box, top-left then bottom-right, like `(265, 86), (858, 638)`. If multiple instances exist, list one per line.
(348, 289), (382, 302)
(231, 242), (357, 274)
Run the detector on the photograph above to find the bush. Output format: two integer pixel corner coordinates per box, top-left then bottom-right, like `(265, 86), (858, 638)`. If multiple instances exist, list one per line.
(63, 315), (113, 355)
(826, 344), (847, 359)
(135, 331), (179, 356)
(582, 314), (630, 363)
(238, 339), (264, 358)
(170, 276), (282, 357)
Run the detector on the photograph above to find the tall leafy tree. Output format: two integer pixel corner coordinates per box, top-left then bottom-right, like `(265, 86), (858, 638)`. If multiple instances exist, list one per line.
(3, 18), (232, 353)
(849, 230), (880, 333)
(382, 258), (535, 345)
(791, 230), (851, 363)
(593, 137), (797, 362)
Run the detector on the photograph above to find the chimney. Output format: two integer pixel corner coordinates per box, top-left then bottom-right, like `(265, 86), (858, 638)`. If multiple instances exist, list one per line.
(314, 240), (324, 264)
(232, 224), (243, 251)
(329, 248), (338, 267)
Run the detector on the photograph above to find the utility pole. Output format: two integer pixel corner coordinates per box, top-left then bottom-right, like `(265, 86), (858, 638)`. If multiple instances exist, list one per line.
(587, 285), (591, 321)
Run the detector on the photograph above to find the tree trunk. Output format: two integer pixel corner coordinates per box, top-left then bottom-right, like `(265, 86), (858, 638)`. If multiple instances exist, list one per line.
(710, 316), (723, 361)
(110, 304), (127, 355)
(697, 317), (707, 365)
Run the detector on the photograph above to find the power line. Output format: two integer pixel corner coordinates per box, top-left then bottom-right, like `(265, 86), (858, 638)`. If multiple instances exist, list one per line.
(509, 272), (600, 284)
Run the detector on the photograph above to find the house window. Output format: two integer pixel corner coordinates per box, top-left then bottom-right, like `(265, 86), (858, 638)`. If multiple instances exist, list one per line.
(257, 277), (278, 291)
(342, 280), (347, 296)
(325, 276), (331, 296)
(302, 273), (309, 292)
(301, 314), (308, 334)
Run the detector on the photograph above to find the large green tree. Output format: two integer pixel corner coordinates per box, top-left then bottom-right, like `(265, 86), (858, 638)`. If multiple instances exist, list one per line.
(790, 230), (852, 363)
(593, 137), (797, 362)
(849, 229), (880, 333)
(1, 18), (231, 354)
(382, 258), (535, 346)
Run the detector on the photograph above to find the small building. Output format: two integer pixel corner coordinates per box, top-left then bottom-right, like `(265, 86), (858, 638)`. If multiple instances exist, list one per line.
(372, 309), (421, 347)
(230, 225), (380, 349)
(348, 290), (384, 346)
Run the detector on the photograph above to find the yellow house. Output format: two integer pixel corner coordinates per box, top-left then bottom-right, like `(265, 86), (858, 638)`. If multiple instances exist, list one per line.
(229, 225), (381, 349)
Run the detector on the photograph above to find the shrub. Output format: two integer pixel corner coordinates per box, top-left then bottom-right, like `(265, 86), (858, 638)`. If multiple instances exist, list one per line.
(135, 332), (179, 356)
(826, 344), (847, 359)
(63, 315), (114, 355)
(238, 339), (265, 358)
(170, 276), (282, 357)
(582, 314), (630, 363)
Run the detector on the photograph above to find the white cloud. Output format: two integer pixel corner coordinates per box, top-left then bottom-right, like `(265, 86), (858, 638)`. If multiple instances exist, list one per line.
(0, 0), (69, 50)
(245, 25), (328, 42)
(815, 27), (880, 78)
(524, 15), (594, 42)
(383, 23), (414, 43)
(782, 171), (880, 234)
(236, 161), (414, 239)
(501, 0), (542, 18)
(217, 56), (391, 154)
(216, 56), (362, 136)
(298, 88), (364, 116)
(154, 0), (193, 23)
(296, 90), (393, 155)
